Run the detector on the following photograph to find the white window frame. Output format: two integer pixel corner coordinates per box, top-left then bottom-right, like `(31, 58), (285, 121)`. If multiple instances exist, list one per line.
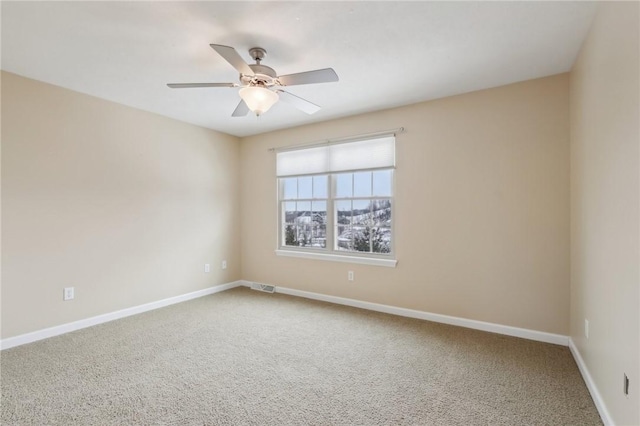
(275, 134), (397, 268)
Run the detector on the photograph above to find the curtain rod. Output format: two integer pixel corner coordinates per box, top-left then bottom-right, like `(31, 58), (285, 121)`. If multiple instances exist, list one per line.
(268, 127), (405, 153)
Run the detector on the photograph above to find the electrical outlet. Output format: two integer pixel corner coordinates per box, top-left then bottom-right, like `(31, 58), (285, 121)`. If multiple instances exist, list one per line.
(222, 260), (227, 270)
(624, 373), (629, 396)
(63, 287), (75, 301)
(584, 319), (589, 339)
(348, 271), (354, 281)
(204, 263), (210, 273)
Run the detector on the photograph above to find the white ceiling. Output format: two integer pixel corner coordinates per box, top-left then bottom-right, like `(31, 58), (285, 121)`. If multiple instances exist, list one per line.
(1, 1), (596, 137)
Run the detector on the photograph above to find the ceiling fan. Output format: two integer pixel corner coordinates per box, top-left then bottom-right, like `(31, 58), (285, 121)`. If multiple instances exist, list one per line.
(167, 44), (339, 117)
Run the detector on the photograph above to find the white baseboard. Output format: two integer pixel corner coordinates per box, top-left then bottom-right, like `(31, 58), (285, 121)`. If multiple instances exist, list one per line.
(239, 280), (569, 346)
(0, 281), (243, 350)
(569, 338), (613, 426)
(3, 278), (569, 349)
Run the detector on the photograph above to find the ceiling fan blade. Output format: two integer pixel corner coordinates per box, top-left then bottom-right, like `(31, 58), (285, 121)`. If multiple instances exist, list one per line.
(231, 99), (250, 117)
(277, 68), (339, 86)
(167, 83), (236, 88)
(210, 44), (254, 76)
(277, 90), (321, 114)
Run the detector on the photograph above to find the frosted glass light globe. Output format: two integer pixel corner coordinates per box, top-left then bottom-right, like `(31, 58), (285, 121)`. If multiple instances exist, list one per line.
(239, 86), (279, 116)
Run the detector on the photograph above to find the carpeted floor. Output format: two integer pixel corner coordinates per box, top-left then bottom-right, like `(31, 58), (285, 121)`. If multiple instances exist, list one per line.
(1, 286), (601, 425)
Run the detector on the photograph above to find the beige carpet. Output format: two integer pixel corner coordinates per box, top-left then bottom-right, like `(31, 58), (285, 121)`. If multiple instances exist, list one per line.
(1, 286), (600, 425)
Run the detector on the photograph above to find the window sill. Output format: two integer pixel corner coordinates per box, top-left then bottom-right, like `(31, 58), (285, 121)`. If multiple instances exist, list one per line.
(275, 249), (397, 268)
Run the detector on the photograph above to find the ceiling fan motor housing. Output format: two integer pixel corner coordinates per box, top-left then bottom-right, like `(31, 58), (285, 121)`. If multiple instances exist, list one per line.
(241, 63), (278, 87)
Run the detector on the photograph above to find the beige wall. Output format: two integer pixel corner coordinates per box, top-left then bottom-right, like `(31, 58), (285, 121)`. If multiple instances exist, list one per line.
(569, 2), (640, 425)
(241, 74), (570, 335)
(1, 72), (241, 339)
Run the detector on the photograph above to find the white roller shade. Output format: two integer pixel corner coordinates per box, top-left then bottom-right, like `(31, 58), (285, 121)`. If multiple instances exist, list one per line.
(277, 136), (395, 177)
(275, 145), (328, 177)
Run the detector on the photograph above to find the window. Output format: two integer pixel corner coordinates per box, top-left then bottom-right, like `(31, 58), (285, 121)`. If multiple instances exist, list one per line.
(281, 175), (328, 248)
(277, 136), (395, 265)
(334, 170), (392, 254)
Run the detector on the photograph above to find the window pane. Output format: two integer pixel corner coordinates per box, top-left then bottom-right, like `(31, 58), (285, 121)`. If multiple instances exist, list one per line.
(312, 201), (327, 247)
(335, 173), (353, 198)
(284, 202), (296, 224)
(372, 227), (391, 253)
(372, 199), (392, 226)
(298, 176), (312, 199)
(312, 216), (327, 249)
(284, 225), (299, 246)
(353, 172), (372, 197)
(297, 220), (312, 247)
(336, 200), (352, 225)
(283, 178), (297, 199)
(297, 201), (311, 212)
(282, 201), (298, 246)
(336, 225), (352, 251)
(353, 226), (370, 252)
(312, 201), (327, 217)
(313, 175), (328, 199)
(352, 200), (371, 225)
(311, 230), (326, 248)
(373, 170), (392, 196)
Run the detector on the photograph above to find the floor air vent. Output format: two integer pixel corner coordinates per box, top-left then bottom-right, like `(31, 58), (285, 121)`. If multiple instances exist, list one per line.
(250, 282), (276, 293)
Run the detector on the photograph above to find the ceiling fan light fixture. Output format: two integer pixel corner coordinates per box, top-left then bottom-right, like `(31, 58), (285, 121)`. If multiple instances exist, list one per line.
(239, 86), (279, 116)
